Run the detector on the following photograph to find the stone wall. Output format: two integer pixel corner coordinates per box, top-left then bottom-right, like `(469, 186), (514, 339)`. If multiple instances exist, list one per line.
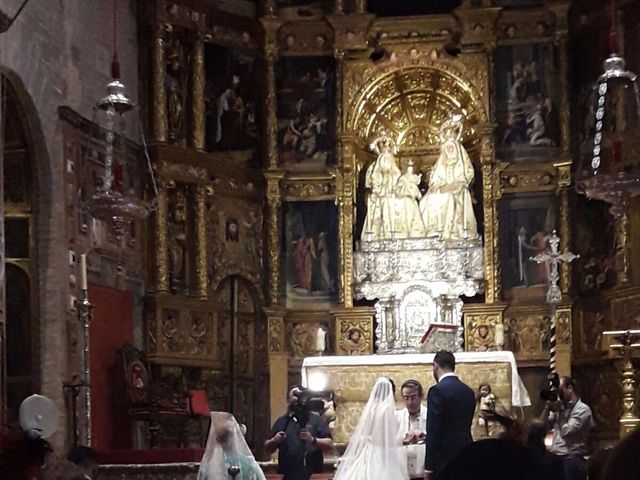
(0, 0), (139, 450)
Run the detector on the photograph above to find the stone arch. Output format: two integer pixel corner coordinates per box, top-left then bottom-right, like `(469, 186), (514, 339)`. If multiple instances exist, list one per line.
(0, 68), (52, 420)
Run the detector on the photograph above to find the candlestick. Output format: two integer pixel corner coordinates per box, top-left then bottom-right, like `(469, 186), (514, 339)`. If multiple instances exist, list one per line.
(316, 327), (326, 353)
(80, 254), (88, 290)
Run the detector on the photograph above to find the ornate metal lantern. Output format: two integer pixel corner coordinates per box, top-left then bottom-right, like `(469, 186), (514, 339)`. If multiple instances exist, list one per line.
(87, 1), (157, 238)
(577, 3), (640, 216)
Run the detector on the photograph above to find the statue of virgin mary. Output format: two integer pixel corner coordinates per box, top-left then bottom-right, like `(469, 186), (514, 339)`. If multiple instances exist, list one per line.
(420, 114), (478, 241)
(363, 134), (402, 240)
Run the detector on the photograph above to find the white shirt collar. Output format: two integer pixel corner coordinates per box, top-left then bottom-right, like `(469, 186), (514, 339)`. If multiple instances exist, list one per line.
(438, 372), (457, 383)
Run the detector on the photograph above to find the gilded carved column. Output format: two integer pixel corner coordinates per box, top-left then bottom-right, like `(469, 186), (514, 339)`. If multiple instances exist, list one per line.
(615, 200), (631, 285)
(556, 161), (572, 294)
(191, 29), (206, 150)
(152, 25), (168, 143)
(337, 137), (355, 307)
(260, 17), (281, 170)
(265, 172), (284, 305)
(194, 184), (211, 298)
(480, 129), (499, 303)
(549, 3), (571, 156)
(155, 183), (169, 292)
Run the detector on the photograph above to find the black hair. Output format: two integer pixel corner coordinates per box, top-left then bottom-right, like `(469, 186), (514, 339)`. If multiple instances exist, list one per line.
(388, 378), (396, 395)
(434, 350), (456, 371)
(401, 379), (424, 397)
(67, 446), (98, 466)
(560, 376), (575, 390)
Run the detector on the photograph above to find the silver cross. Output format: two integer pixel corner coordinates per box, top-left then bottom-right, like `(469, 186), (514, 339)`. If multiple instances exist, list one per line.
(530, 230), (578, 305)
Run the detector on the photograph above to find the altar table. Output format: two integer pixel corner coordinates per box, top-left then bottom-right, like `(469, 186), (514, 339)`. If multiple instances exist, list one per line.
(301, 351), (531, 444)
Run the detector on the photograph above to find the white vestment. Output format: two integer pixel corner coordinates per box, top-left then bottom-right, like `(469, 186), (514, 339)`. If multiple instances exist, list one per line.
(334, 378), (409, 480)
(395, 406), (427, 478)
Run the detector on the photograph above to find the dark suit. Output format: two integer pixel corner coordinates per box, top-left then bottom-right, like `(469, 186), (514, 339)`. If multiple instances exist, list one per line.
(425, 374), (476, 475)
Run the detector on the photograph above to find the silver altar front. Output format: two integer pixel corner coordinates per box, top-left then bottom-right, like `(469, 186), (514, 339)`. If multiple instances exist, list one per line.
(353, 236), (484, 353)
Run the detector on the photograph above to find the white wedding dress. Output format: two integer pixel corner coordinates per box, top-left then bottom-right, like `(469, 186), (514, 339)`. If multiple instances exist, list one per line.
(333, 378), (409, 480)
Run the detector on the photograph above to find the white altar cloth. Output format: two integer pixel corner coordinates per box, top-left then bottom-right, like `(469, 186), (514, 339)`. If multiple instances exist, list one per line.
(302, 351), (531, 407)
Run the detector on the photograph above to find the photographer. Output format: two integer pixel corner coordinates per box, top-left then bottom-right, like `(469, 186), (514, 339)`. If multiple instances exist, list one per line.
(539, 376), (594, 480)
(265, 386), (333, 480)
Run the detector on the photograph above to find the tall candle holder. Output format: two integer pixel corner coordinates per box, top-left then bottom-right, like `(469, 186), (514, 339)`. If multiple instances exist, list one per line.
(75, 287), (93, 446)
(603, 329), (640, 438)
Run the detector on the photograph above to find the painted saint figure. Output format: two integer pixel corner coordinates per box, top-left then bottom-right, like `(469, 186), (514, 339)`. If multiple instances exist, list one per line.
(420, 114), (478, 240)
(363, 134), (402, 240)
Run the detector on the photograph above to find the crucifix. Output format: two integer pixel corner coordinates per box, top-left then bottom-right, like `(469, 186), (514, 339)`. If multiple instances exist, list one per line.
(530, 230), (578, 374)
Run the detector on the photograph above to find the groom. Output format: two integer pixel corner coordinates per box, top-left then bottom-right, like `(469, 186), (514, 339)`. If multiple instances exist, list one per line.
(424, 351), (475, 480)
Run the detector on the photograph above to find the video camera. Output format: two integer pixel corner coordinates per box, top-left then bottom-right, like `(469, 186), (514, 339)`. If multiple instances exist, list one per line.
(287, 387), (328, 428)
(540, 372), (560, 402)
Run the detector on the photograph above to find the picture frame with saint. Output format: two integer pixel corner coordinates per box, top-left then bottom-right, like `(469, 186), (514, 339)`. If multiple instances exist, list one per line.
(494, 43), (561, 163)
(277, 56), (335, 171)
(204, 43), (259, 156)
(281, 200), (338, 309)
(499, 193), (558, 303)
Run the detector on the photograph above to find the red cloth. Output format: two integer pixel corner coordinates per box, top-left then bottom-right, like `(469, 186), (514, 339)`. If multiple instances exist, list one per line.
(188, 390), (210, 417)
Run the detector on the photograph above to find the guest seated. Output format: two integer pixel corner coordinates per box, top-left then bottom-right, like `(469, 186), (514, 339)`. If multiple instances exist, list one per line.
(198, 412), (265, 480)
(333, 377), (408, 480)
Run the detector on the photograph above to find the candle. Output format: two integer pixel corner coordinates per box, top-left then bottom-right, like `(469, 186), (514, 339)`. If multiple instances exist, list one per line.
(494, 322), (504, 349)
(316, 327), (326, 352)
(80, 254), (88, 291)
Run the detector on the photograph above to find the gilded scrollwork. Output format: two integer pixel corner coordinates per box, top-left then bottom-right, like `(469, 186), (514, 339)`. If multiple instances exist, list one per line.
(191, 29), (206, 150)
(465, 315), (499, 352)
(333, 307), (375, 355)
(289, 322), (319, 358)
(502, 307), (556, 361)
(268, 316), (285, 353)
(282, 175), (336, 201)
(555, 307), (572, 346)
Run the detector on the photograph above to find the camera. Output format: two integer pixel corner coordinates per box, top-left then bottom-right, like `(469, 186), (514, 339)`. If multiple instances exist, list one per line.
(287, 387), (327, 428)
(540, 372), (560, 402)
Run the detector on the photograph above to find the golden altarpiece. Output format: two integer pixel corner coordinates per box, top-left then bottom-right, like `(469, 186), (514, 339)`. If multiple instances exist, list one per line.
(136, 0), (640, 452)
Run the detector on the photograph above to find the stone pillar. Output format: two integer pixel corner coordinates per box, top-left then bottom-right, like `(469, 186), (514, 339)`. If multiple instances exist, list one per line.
(0, 91), (4, 416)
(265, 172), (284, 305)
(152, 25), (168, 143)
(266, 307), (287, 425)
(480, 128), (499, 303)
(154, 183), (170, 292)
(191, 29), (206, 151)
(194, 185), (211, 299)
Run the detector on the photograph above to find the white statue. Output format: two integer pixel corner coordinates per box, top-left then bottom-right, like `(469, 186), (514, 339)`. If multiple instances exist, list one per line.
(420, 114), (478, 240)
(363, 134), (402, 240)
(394, 161), (427, 238)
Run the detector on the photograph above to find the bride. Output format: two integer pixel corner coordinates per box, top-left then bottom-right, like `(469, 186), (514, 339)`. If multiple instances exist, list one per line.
(334, 377), (409, 480)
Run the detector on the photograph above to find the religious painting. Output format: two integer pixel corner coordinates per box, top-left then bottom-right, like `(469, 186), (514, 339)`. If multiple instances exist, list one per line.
(494, 43), (561, 162)
(277, 56), (335, 171)
(503, 312), (552, 361)
(282, 201), (338, 309)
(499, 193), (557, 303)
(204, 44), (259, 155)
(573, 196), (617, 295)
